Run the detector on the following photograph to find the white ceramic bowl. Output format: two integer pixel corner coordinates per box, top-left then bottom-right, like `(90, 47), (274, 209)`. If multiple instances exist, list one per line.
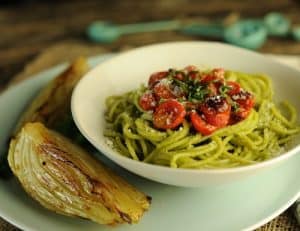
(71, 41), (300, 187)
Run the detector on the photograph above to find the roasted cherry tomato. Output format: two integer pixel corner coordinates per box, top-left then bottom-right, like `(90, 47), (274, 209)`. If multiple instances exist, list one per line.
(139, 92), (157, 111)
(201, 75), (224, 85)
(212, 68), (225, 79)
(232, 90), (255, 110)
(188, 71), (200, 80)
(200, 96), (231, 127)
(201, 68), (225, 84)
(184, 65), (199, 80)
(190, 111), (218, 135)
(201, 72), (224, 96)
(230, 90), (255, 122)
(200, 74), (215, 84)
(238, 95), (255, 110)
(153, 83), (175, 100)
(184, 65), (197, 72)
(174, 71), (185, 81)
(153, 99), (186, 130)
(229, 108), (252, 124)
(236, 108), (252, 120)
(148, 71), (168, 88)
(227, 81), (241, 95)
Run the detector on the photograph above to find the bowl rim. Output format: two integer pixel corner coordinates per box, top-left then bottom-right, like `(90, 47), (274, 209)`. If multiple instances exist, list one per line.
(71, 40), (300, 175)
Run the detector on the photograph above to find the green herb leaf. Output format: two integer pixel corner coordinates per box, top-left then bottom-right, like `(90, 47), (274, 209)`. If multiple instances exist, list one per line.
(188, 83), (210, 102)
(232, 101), (240, 112)
(168, 68), (176, 77)
(172, 78), (188, 93)
(219, 85), (231, 96)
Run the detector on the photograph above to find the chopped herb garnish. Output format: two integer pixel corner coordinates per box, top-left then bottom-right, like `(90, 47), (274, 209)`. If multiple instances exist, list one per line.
(187, 83), (210, 102)
(219, 85), (231, 96)
(158, 98), (166, 104)
(177, 97), (185, 103)
(172, 78), (188, 92)
(168, 68), (176, 77)
(232, 101), (240, 112)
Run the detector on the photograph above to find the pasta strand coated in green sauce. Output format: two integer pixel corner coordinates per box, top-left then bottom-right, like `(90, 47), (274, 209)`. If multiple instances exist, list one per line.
(104, 71), (300, 169)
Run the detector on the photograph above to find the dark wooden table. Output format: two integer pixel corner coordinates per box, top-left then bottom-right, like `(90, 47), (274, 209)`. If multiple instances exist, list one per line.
(1, 0), (300, 89)
(0, 0), (300, 230)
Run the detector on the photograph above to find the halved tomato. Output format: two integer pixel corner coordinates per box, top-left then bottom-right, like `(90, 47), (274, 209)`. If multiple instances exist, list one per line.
(190, 111), (218, 135)
(232, 91), (255, 110)
(188, 71), (200, 80)
(201, 68), (225, 85)
(201, 74), (224, 97)
(153, 99), (186, 130)
(227, 81), (241, 95)
(153, 83), (175, 100)
(200, 74), (216, 84)
(200, 96), (231, 127)
(184, 65), (197, 72)
(230, 90), (255, 123)
(236, 94), (255, 110)
(212, 68), (225, 79)
(148, 71), (168, 88)
(139, 92), (157, 111)
(174, 71), (185, 80)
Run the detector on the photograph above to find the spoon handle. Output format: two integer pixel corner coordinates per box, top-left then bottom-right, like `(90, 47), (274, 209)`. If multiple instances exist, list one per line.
(118, 20), (181, 34)
(180, 23), (224, 38)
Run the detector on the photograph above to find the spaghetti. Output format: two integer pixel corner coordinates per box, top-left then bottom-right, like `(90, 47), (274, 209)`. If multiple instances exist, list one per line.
(104, 67), (300, 169)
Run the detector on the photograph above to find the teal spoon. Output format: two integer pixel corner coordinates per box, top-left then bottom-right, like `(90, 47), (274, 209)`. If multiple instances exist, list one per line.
(264, 12), (290, 36)
(263, 13), (300, 41)
(87, 20), (181, 43)
(292, 26), (300, 41)
(182, 12), (293, 50)
(87, 12), (294, 49)
(182, 19), (267, 50)
(224, 20), (267, 50)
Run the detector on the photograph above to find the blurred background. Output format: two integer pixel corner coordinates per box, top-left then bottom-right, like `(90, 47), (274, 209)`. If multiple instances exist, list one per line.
(0, 0), (300, 230)
(1, 0), (300, 89)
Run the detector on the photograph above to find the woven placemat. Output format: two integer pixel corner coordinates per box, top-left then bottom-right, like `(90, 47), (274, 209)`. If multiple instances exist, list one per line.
(0, 40), (299, 231)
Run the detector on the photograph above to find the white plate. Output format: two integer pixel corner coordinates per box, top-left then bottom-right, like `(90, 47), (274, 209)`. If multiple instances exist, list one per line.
(0, 54), (299, 231)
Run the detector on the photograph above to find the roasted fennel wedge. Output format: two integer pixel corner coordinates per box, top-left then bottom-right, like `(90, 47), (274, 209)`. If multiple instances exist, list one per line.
(13, 57), (89, 138)
(8, 123), (151, 225)
(1, 57), (90, 178)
